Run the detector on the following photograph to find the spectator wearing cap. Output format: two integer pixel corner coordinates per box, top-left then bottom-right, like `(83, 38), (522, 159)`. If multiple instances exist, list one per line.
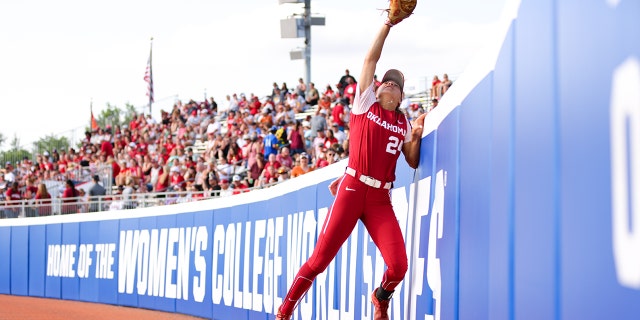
(291, 152), (314, 178)
(277, 166), (291, 182)
(249, 95), (262, 115)
(315, 150), (330, 169)
(187, 109), (201, 128)
(330, 123), (347, 145)
(147, 158), (164, 191)
(3, 162), (16, 183)
(258, 106), (274, 129)
(408, 102), (425, 121)
(4, 181), (21, 218)
(242, 133), (261, 169)
(263, 126), (280, 160)
(169, 165), (185, 191)
(218, 179), (233, 197)
(231, 175), (249, 195)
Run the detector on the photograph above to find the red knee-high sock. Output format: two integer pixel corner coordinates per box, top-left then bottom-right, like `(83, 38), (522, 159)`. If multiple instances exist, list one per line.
(278, 263), (318, 315)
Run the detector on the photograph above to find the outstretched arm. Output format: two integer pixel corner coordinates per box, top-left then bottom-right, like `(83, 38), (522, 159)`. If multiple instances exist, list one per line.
(359, 24), (392, 94)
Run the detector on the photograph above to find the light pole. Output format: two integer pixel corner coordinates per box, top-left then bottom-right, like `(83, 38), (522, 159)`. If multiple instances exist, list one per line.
(279, 0), (324, 85)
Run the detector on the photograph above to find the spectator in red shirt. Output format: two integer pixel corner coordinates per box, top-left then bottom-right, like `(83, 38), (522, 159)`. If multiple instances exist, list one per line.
(263, 153), (282, 172)
(276, 146), (294, 169)
(170, 166), (185, 191)
(61, 179), (79, 215)
(231, 175), (249, 195)
(332, 101), (347, 130)
(4, 181), (21, 218)
(100, 136), (114, 158)
(323, 129), (338, 151)
(343, 77), (358, 105)
(431, 75), (441, 99)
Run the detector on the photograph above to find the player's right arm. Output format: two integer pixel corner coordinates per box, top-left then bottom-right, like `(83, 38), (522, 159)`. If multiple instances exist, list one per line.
(359, 24), (391, 95)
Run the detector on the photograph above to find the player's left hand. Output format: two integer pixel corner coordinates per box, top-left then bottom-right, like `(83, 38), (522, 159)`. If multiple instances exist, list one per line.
(410, 113), (427, 141)
(328, 176), (341, 196)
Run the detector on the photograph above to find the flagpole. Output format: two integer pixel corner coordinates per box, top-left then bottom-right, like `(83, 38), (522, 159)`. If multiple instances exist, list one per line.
(148, 37), (154, 115)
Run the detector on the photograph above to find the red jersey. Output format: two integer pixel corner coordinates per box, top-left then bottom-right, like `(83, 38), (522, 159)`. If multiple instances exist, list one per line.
(332, 103), (346, 127)
(101, 140), (114, 157)
(5, 188), (21, 202)
(171, 174), (185, 189)
(348, 82), (411, 183)
(58, 159), (68, 173)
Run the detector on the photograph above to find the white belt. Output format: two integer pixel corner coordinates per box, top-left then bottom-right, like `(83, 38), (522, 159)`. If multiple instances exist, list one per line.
(345, 167), (392, 189)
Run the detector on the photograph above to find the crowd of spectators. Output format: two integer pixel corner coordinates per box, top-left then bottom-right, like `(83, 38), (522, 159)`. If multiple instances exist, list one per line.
(1, 69), (444, 218)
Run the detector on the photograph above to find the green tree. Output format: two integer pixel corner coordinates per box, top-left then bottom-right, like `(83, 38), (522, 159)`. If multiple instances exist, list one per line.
(0, 134), (31, 166)
(97, 103), (124, 128)
(94, 102), (142, 130)
(123, 103), (139, 126)
(33, 134), (70, 156)
(0, 132), (5, 150)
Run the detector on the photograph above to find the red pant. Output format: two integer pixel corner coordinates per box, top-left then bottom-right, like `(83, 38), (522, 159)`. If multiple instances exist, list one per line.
(279, 174), (408, 315)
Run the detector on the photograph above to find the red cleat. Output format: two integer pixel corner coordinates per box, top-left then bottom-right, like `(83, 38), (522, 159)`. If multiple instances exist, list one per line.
(371, 289), (390, 319)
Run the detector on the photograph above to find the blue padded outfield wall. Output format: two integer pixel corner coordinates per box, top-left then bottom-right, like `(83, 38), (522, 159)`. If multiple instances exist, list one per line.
(1, 0), (640, 319)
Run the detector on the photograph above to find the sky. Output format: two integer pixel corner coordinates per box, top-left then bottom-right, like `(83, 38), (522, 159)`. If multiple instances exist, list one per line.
(0, 0), (508, 151)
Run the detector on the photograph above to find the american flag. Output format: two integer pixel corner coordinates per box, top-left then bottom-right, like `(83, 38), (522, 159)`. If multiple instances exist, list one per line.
(144, 48), (154, 105)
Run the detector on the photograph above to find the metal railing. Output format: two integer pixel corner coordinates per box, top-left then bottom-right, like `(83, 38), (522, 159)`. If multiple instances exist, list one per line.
(1, 181), (279, 219)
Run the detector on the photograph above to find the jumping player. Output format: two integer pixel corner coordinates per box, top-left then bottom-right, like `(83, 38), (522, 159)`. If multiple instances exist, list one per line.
(276, 20), (427, 320)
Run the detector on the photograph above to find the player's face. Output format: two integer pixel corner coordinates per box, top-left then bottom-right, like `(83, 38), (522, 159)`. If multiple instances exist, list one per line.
(376, 81), (403, 107)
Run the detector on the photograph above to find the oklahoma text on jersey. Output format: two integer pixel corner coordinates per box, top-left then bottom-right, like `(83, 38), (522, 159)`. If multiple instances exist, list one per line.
(366, 111), (408, 135)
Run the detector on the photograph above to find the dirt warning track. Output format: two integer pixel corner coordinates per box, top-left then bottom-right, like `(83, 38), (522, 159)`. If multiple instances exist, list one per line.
(0, 294), (208, 320)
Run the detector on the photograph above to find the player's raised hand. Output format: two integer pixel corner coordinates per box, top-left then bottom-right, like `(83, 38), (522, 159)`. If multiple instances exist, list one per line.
(411, 113), (427, 141)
